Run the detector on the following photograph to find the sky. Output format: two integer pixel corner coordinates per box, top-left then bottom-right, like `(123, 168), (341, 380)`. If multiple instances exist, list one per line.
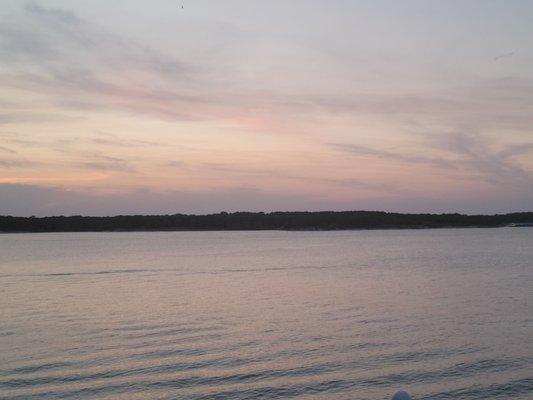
(1, 0), (532, 216)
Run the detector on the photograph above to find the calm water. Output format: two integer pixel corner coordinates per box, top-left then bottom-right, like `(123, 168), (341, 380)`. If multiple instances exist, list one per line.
(0, 229), (531, 400)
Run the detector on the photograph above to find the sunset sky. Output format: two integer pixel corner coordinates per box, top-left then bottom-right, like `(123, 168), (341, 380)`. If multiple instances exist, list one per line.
(1, 0), (532, 216)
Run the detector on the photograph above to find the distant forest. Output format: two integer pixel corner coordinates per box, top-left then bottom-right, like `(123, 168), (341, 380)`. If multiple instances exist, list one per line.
(1, 211), (532, 232)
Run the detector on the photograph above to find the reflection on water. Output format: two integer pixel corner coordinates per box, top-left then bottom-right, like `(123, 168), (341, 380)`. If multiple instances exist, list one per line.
(0, 229), (532, 399)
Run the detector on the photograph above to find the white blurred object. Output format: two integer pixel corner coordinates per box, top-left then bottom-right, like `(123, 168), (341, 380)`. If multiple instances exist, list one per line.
(392, 390), (412, 400)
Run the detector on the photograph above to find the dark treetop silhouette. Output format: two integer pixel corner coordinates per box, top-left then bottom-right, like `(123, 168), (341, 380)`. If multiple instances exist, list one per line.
(1, 211), (532, 232)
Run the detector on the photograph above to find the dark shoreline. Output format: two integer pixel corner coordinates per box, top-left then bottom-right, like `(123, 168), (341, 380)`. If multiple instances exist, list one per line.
(0, 226), (530, 234)
(1, 211), (532, 233)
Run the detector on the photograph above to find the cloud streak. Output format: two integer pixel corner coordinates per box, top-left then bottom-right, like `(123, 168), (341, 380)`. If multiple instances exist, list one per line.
(423, 132), (533, 186)
(90, 132), (164, 148)
(0, 3), (203, 121)
(0, 145), (17, 154)
(0, 159), (39, 168)
(330, 142), (455, 170)
(332, 132), (533, 190)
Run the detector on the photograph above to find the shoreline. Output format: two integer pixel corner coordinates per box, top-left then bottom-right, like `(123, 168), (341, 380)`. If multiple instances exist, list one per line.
(2, 211), (531, 233)
(0, 224), (529, 234)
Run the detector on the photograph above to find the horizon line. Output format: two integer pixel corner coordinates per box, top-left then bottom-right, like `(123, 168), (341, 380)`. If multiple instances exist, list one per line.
(3, 210), (532, 218)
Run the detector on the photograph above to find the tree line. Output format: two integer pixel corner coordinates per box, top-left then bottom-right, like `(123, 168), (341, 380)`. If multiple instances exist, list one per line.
(1, 211), (532, 232)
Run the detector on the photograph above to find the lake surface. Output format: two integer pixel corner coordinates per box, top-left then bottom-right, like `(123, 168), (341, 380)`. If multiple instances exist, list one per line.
(0, 228), (531, 400)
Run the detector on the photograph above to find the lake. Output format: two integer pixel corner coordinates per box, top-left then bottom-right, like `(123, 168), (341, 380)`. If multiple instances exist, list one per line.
(0, 228), (531, 399)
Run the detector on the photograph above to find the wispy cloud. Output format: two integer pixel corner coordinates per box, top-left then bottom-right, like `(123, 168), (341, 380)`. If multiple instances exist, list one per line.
(422, 132), (533, 186)
(169, 161), (396, 193)
(165, 160), (185, 168)
(496, 142), (533, 159)
(0, 112), (79, 125)
(0, 159), (39, 168)
(90, 132), (164, 148)
(0, 145), (17, 154)
(0, 132), (48, 147)
(0, 3), (203, 121)
(330, 142), (455, 169)
(73, 154), (136, 174)
(332, 132), (533, 189)
(0, 131), (162, 158)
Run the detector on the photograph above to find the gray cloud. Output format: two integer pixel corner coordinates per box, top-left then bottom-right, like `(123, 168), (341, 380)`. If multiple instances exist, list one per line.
(330, 142), (455, 169)
(497, 142), (533, 159)
(319, 177), (395, 192)
(72, 153), (136, 173)
(179, 161), (396, 193)
(165, 160), (185, 168)
(0, 131), (164, 152)
(0, 132), (48, 147)
(15, 3), (191, 78)
(91, 132), (164, 148)
(75, 161), (135, 173)
(332, 133), (533, 190)
(24, 3), (81, 25)
(0, 159), (39, 168)
(0, 136), (137, 172)
(0, 132), (164, 173)
(0, 3), (201, 121)
(0, 112), (80, 125)
(0, 145), (17, 154)
(422, 132), (533, 187)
